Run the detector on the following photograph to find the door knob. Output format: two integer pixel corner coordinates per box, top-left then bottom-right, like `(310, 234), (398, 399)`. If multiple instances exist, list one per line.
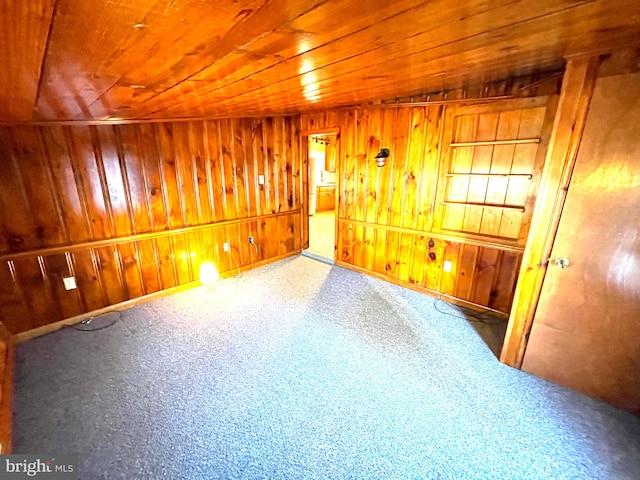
(554, 257), (570, 269)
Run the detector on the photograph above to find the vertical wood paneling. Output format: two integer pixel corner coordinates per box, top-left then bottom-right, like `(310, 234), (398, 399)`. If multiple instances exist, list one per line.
(0, 116), (302, 334)
(455, 244), (478, 300)
(154, 236), (177, 290)
(119, 124), (153, 234)
(0, 130), (40, 252)
(12, 128), (66, 247)
(72, 250), (106, 312)
(12, 257), (54, 330)
(67, 126), (112, 239)
(263, 118), (277, 214)
(118, 242), (145, 299)
(172, 123), (199, 226)
(389, 108), (411, 227)
(376, 108), (397, 225)
(290, 119), (300, 212)
(396, 233), (413, 282)
(243, 120), (258, 218)
(94, 125), (131, 237)
(203, 121), (225, 221)
(305, 96), (530, 314)
(187, 121), (213, 224)
(364, 109), (378, 225)
(43, 253), (84, 320)
(417, 105), (443, 232)
(252, 119), (268, 217)
(231, 119), (249, 218)
(40, 127), (93, 243)
(137, 239), (162, 295)
(137, 123), (169, 231)
(0, 262), (29, 333)
(439, 242), (460, 295)
(172, 233), (192, 285)
(342, 109), (357, 220)
(401, 107), (426, 229)
(95, 245), (127, 305)
(424, 238), (444, 291)
(353, 109), (366, 223)
(155, 123), (184, 229)
(409, 235), (427, 286)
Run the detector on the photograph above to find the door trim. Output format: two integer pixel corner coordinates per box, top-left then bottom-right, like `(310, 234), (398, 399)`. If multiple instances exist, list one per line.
(500, 57), (601, 367)
(301, 128), (341, 258)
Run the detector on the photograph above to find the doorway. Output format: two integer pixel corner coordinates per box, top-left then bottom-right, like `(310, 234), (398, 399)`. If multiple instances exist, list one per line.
(305, 133), (338, 262)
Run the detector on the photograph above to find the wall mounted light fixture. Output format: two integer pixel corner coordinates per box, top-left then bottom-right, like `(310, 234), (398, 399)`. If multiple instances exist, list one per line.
(375, 148), (390, 167)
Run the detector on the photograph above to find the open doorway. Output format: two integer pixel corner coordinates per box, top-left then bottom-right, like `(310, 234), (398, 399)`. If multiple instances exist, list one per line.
(305, 133), (338, 262)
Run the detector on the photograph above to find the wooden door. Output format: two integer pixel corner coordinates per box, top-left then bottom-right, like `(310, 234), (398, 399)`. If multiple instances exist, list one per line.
(522, 72), (640, 414)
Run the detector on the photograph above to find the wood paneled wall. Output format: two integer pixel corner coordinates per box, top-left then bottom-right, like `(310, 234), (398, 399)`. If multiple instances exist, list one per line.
(303, 79), (559, 314)
(0, 117), (301, 334)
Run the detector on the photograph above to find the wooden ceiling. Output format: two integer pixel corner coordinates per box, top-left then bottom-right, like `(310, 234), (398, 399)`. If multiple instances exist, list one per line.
(2, 0), (640, 122)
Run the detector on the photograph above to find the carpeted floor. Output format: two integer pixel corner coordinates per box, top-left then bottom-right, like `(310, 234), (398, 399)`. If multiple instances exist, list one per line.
(13, 256), (640, 479)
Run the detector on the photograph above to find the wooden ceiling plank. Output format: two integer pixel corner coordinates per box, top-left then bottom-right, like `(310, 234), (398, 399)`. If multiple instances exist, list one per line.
(35, 0), (170, 118)
(150, 0), (635, 119)
(145, 58), (560, 120)
(37, 0), (271, 119)
(141, 0), (614, 119)
(135, 0), (570, 117)
(130, 0), (431, 116)
(85, 0), (329, 119)
(2, 0), (640, 121)
(0, 0), (57, 121)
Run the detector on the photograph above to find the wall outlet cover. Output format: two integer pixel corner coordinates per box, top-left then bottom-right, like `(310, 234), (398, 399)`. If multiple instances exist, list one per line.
(443, 260), (453, 273)
(258, 174), (265, 185)
(223, 242), (230, 252)
(63, 276), (77, 290)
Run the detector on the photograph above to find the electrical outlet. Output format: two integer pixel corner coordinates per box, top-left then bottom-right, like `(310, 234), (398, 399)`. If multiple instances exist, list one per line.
(443, 260), (453, 273)
(249, 236), (254, 244)
(258, 174), (265, 185)
(63, 276), (77, 290)
(223, 242), (230, 252)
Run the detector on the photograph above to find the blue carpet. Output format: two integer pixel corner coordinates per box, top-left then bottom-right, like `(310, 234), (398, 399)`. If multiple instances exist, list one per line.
(13, 256), (640, 479)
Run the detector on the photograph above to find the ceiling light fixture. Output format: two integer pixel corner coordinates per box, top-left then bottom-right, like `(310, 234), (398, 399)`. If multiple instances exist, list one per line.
(133, 23), (145, 29)
(129, 85), (146, 89)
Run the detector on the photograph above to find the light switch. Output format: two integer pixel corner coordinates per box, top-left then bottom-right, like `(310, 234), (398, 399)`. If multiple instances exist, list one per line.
(443, 260), (453, 273)
(63, 276), (77, 290)
(258, 174), (265, 185)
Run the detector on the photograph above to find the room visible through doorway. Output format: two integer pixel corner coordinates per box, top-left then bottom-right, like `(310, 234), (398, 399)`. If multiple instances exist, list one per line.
(306, 133), (337, 262)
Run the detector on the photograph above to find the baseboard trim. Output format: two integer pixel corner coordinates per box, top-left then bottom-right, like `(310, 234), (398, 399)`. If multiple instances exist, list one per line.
(13, 250), (301, 344)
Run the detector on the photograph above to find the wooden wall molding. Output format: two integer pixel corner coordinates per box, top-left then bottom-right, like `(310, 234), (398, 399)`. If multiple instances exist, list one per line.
(500, 57), (601, 367)
(338, 218), (525, 254)
(0, 210), (300, 261)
